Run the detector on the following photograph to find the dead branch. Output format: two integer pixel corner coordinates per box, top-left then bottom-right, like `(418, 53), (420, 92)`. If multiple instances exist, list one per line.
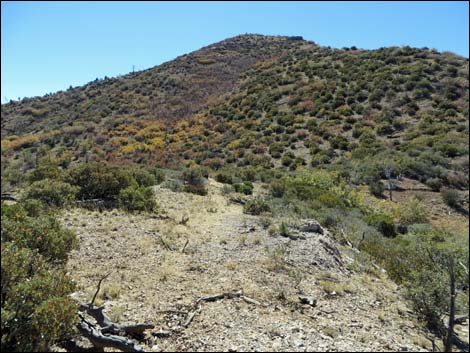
(78, 313), (145, 352)
(90, 272), (111, 306)
(1, 192), (17, 202)
(180, 215), (189, 225)
(183, 306), (201, 328)
(158, 236), (172, 251)
(181, 239), (189, 253)
(454, 315), (469, 325)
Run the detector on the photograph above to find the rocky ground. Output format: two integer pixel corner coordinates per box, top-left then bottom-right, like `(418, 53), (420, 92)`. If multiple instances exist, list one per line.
(60, 179), (461, 352)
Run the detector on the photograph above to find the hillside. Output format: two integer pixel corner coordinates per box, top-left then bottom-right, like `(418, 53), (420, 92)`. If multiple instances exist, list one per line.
(1, 34), (469, 352)
(2, 34), (468, 191)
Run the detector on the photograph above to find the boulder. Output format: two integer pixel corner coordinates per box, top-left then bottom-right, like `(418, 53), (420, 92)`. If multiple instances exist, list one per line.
(300, 219), (323, 234)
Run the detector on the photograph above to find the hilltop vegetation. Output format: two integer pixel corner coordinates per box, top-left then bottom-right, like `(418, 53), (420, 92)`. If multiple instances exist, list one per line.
(2, 35), (468, 194)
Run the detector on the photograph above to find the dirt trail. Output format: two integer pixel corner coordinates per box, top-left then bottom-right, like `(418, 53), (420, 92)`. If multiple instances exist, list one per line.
(62, 179), (434, 352)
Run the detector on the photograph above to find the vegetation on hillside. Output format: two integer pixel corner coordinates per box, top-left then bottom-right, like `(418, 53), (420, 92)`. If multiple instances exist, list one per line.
(0, 34), (468, 350)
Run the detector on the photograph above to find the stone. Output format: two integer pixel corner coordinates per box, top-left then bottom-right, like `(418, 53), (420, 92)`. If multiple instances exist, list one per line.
(300, 219), (323, 234)
(298, 295), (317, 307)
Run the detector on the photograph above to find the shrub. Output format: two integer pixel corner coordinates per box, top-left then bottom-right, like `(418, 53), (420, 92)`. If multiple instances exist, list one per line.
(440, 188), (460, 208)
(67, 163), (136, 201)
(243, 198), (270, 215)
(406, 268), (448, 330)
(366, 213), (396, 238)
(28, 161), (64, 182)
(182, 167), (208, 195)
(425, 178), (442, 191)
(153, 167), (166, 184)
(1, 244), (77, 351)
(1, 204), (78, 263)
(368, 180), (385, 197)
(279, 222), (290, 237)
(118, 186), (157, 212)
(162, 179), (183, 192)
(132, 168), (156, 187)
(1, 203), (78, 351)
(215, 171), (233, 184)
(234, 182), (253, 195)
(397, 196), (429, 226)
(25, 179), (78, 207)
(270, 180), (286, 197)
(22, 198), (46, 217)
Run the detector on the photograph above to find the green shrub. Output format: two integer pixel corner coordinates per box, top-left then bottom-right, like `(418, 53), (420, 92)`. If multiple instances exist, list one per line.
(22, 198), (46, 217)
(118, 186), (157, 212)
(279, 222), (290, 237)
(215, 171), (233, 184)
(28, 162), (64, 182)
(425, 178), (442, 191)
(25, 179), (78, 207)
(1, 244), (77, 352)
(182, 167), (208, 195)
(234, 182), (253, 195)
(1, 204), (78, 263)
(132, 168), (156, 187)
(243, 198), (270, 215)
(397, 196), (429, 226)
(270, 180), (286, 197)
(153, 167), (166, 184)
(366, 213), (396, 237)
(1, 203), (78, 351)
(67, 163), (136, 201)
(406, 268), (448, 330)
(440, 188), (460, 208)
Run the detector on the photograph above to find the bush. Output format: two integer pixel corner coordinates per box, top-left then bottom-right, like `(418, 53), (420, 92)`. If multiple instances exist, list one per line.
(132, 168), (156, 187)
(243, 198), (270, 215)
(153, 167), (166, 184)
(25, 179), (78, 207)
(368, 179), (385, 198)
(1, 244), (77, 351)
(441, 188), (460, 208)
(366, 213), (396, 238)
(1, 204), (78, 263)
(182, 167), (208, 195)
(22, 199), (46, 217)
(406, 268), (449, 330)
(28, 162), (64, 182)
(118, 186), (157, 212)
(397, 196), (429, 226)
(215, 171), (233, 184)
(425, 178), (442, 191)
(1, 203), (78, 351)
(234, 182), (253, 195)
(279, 222), (290, 237)
(67, 163), (136, 201)
(270, 180), (286, 197)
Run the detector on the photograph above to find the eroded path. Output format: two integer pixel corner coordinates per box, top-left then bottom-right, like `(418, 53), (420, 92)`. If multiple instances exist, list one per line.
(63, 179), (432, 352)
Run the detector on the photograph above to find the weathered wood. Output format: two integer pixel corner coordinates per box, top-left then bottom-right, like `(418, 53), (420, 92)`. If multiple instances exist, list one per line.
(181, 239), (189, 253)
(78, 315), (144, 352)
(454, 315), (469, 325)
(90, 272), (111, 306)
(80, 303), (154, 336)
(183, 306), (201, 328)
(1, 193), (17, 201)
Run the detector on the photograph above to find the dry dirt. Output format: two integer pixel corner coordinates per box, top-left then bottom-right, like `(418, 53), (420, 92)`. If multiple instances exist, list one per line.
(61, 178), (443, 352)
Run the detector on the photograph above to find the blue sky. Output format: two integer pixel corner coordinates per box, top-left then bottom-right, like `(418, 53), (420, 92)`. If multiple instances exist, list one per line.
(2, 1), (469, 101)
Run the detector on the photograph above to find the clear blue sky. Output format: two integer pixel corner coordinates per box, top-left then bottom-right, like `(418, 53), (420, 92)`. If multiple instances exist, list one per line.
(2, 1), (469, 101)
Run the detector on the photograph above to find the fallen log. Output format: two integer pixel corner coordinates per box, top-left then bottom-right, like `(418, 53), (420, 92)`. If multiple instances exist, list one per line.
(78, 313), (145, 352)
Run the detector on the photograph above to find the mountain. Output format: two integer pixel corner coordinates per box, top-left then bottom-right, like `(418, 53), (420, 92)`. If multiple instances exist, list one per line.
(1, 34), (469, 189)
